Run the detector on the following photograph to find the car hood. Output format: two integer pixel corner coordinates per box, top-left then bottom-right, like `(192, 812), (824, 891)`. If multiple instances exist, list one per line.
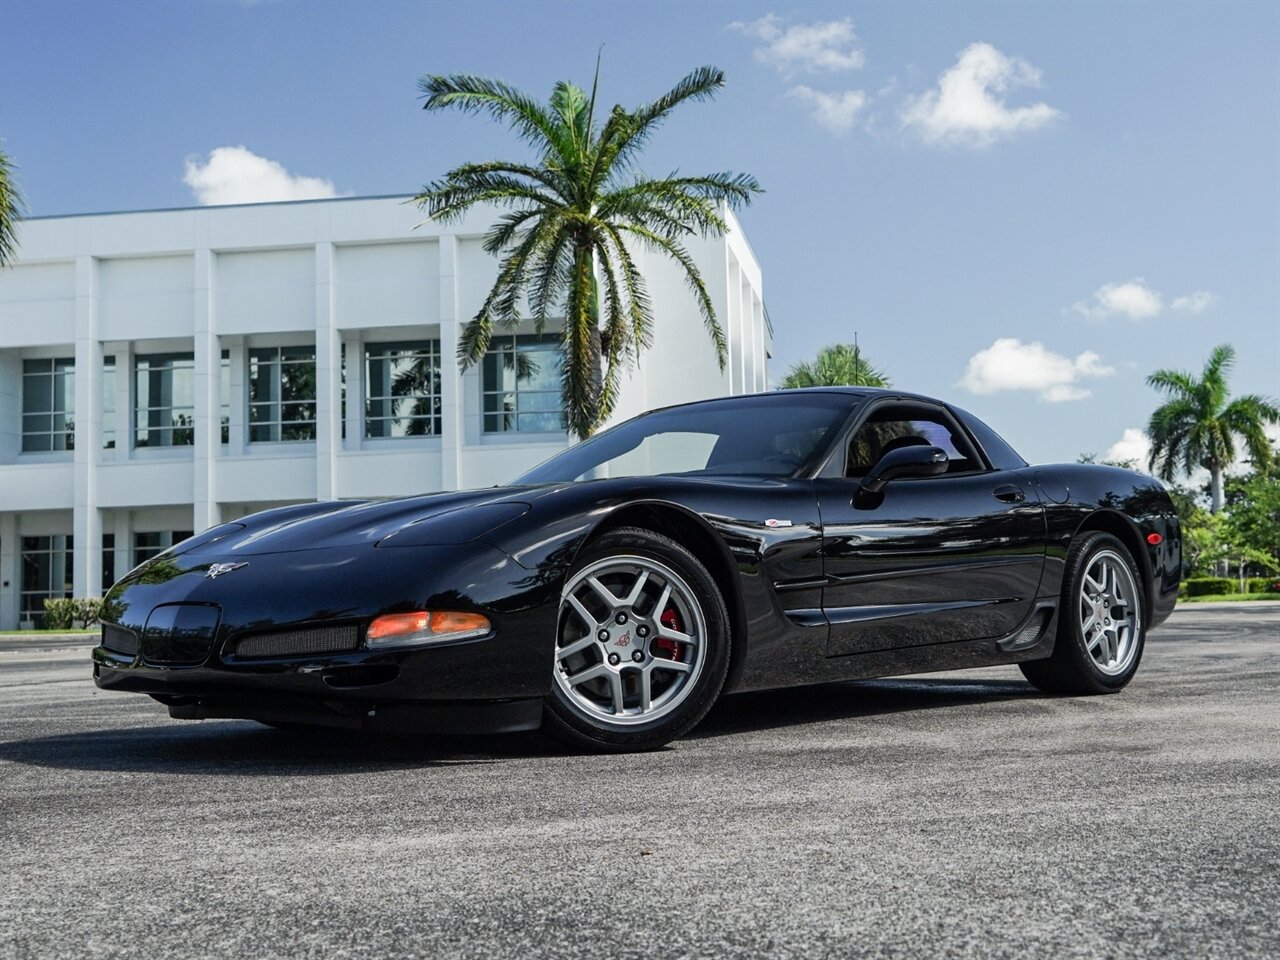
(179, 488), (542, 557)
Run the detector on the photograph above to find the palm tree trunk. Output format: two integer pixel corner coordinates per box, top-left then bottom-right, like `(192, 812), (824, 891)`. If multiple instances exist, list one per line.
(1209, 465), (1224, 514)
(565, 240), (602, 440)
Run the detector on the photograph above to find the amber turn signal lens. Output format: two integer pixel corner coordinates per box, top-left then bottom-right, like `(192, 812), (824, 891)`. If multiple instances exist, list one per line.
(366, 610), (492, 649)
(366, 612), (431, 641)
(427, 611), (491, 635)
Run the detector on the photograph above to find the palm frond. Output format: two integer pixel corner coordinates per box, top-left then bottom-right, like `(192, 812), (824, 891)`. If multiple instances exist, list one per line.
(619, 223), (725, 370)
(419, 74), (559, 150)
(0, 148), (24, 267)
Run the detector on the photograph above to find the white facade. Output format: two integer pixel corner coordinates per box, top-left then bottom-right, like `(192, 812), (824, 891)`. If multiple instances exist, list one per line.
(0, 195), (768, 628)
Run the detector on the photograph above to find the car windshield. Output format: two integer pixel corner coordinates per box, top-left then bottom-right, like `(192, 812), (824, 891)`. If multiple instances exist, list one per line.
(515, 393), (857, 484)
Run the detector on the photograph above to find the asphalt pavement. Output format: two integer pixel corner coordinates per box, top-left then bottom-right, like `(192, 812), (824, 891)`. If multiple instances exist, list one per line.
(1, 604), (1277, 959)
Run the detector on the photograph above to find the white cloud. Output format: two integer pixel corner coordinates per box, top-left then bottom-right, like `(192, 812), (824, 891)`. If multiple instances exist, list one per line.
(959, 337), (1114, 402)
(787, 86), (868, 134)
(900, 42), (1061, 147)
(731, 14), (865, 75)
(1172, 291), (1215, 314)
(1071, 279), (1163, 321)
(183, 146), (340, 205)
(1105, 428), (1152, 469)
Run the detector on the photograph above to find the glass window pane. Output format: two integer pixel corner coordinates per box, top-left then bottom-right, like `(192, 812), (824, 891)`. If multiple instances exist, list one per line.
(23, 373), (52, 413)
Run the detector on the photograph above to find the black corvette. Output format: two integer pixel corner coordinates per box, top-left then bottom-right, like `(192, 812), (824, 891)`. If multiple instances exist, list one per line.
(94, 388), (1181, 751)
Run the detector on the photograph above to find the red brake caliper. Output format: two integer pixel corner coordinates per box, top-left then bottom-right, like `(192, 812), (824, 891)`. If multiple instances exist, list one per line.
(655, 606), (684, 662)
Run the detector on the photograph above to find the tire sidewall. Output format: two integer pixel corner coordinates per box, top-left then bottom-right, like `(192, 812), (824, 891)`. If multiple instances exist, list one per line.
(1064, 532), (1147, 689)
(544, 528), (731, 749)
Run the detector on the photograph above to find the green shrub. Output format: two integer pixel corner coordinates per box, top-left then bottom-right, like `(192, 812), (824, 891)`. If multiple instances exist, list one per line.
(40, 597), (104, 629)
(1183, 577), (1235, 597)
(1248, 577), (1280, 594)
(74, 598), (104, 627)
(41, 598), (78, 629)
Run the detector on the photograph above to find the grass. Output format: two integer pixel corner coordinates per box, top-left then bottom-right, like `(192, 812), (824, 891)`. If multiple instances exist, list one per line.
(0, 628), (98, 636)
(1181, 593), (1280, 603)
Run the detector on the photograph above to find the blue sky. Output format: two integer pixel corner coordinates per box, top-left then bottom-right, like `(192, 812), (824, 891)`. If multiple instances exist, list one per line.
(2, 0), (1277, 467)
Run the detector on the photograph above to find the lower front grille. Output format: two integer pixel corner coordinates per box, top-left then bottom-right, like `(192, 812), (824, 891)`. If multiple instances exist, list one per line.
(101, 623), (139, 656)
(234, 624), (361, 659)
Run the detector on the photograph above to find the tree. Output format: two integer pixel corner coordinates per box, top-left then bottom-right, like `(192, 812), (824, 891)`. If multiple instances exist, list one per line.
(414, 64), (762, 439)
(779, 343), (889, 389)
(1146, 344), (1279, 512)
(0, 147), (24, 267)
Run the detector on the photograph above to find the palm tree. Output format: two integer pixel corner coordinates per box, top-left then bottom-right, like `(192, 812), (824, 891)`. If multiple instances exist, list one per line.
(414, 64), (761, 439)
(0, 147), (25, 267)
(780, 343), (889, 389)
(1147, 344), (1279, 513)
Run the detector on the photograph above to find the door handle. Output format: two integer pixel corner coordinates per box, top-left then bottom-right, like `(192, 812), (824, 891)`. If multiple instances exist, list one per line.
(992, 484), (1025, 503)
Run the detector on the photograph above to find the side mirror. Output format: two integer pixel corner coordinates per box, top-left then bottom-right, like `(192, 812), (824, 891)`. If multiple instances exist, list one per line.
(858, 445), (949, 495)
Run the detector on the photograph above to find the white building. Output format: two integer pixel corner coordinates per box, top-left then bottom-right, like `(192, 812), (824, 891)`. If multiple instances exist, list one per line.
(0, 195), (768, 628)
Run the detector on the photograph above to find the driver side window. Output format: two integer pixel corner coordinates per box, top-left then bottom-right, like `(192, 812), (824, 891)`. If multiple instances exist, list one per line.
(844, 404), (984, 478)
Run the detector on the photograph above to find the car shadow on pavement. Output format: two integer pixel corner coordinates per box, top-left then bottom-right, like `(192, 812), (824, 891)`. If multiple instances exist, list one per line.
(690, 675), (1039, 740)
(0, 719), (571, 775)
(0, 676), (1039, 773)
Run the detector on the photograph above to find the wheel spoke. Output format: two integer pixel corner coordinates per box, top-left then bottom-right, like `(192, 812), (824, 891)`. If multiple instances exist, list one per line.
(653, 657), (692, 674)
(652, 583), (672, 621)
(1083, 571), (1105, 594)
(566, 594), (598, 630)
(566, 664), (608, 687)
(639, 667), (653, 712)
(587, 576), (618, 608)
(609, 673), (626, 714)
(556, 634), (597, 661)
(658, 626), (696, 647)
(623, 570), (650, 609)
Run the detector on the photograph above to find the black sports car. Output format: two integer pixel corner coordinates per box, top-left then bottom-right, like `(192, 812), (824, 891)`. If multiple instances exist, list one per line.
(94, 388), (1181, 751)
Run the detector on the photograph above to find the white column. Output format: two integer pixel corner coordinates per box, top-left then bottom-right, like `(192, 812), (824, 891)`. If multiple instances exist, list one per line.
(0, 512), (17, 630)
(72, 255), (102, 597)
(226, 337), (246, 453)
(114, 341), (133, 461)
(438, 236), (464, 491)
(113, 510), (132, 583)
(314, 242), (340, 500)
(192, 248), (219, 532)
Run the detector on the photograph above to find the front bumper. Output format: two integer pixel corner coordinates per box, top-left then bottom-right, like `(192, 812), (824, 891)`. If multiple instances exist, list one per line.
(93, 644), (545, 734)
(92, 540), (561, 732)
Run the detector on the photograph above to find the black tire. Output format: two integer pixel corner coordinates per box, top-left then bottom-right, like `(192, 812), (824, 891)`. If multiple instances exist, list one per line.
(1020, 531), (1146, 695)
(541, 526), (732, 753)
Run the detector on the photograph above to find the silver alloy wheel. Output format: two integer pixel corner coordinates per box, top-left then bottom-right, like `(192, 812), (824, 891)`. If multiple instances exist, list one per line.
(1078, 549), (1142, 676)
(554, 555), (708, 726)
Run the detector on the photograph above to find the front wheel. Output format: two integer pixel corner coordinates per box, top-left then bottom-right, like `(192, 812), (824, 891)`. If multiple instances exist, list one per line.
(1021, 531), (1146, 694)
(542, 527), (731, 752)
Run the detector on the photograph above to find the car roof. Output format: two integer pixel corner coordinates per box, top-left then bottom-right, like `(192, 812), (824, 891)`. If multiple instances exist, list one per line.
(645, 386), (948, 415)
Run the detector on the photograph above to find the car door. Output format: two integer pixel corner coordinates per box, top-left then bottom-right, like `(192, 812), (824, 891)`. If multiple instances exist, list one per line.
(814, 399), (1046, 657)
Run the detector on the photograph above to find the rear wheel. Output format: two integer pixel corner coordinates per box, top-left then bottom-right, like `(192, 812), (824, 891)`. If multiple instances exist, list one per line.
(1020, 531), (1146, 694)
(542, 527), (731, 752)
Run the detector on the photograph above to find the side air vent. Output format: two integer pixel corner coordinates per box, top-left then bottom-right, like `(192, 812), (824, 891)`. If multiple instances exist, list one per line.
(234, 624), (361, 659)
(1011, 610), (1050, 649)
(101, 623), (139, 656)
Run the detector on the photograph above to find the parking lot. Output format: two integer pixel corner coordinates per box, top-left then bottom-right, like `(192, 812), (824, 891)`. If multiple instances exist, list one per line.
(1, 603), (1277, 959)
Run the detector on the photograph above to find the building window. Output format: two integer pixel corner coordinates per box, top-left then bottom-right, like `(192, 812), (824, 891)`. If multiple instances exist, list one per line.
(482, 335), (563, 434)
(20, 535), (73, 624)
(102, 533), (115, 593)
(248, 346), (316, 442)
(220, 350), (231, 444)
(135, 353), (195, 447)
(102, 356), (116, 449)
(364, 341), (442, 437)
(21, 357), (75, 452)
(133, 530), (193, 566)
